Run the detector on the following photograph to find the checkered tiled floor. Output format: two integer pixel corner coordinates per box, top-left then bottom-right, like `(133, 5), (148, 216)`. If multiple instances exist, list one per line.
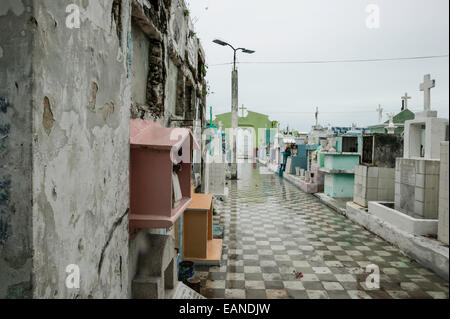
(195, 163), (449, 299)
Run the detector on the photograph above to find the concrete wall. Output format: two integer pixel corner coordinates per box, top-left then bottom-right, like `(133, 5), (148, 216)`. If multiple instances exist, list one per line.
(324, 154), (360, 171)
(324, 173), (355, 198)
(438, 142), (449, 245)
(0, 0), (34, 299)
(31, 0), (132, 299)
(353, 165), (395, 207)
(1, 0), (131, 299)
(310, 163), (324, 190)
(395, 158), (440, 220)
(1, 0), (208, 299)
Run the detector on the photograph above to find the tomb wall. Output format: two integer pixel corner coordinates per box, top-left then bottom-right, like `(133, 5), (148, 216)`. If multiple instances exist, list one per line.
(324, 174), (355, 198)
(0, 0), (207, 299)
(0, 0), (132, 299)
(394, 158), (440, 219)
(438, 142), (449, 244)
(353, 165), (395, 207)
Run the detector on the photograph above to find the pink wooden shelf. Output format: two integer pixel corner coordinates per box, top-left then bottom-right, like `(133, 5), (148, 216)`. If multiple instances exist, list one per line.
(129, 119), (199, 231)
(130, 197), (192, 229)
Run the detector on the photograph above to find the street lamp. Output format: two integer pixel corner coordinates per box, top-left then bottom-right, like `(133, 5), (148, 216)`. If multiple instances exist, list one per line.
(213, 39), (255, 180)
(213, 39), (255, 71)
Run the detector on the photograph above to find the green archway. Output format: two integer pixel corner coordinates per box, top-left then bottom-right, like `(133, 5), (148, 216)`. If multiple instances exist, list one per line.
(213, 110), (278, 150)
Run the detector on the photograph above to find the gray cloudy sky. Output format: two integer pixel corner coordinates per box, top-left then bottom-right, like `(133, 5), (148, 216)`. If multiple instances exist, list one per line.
(188, 0), (449, 132)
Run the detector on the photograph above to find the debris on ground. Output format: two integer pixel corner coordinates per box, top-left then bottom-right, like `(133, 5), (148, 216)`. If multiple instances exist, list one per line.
(293, 271), (304, 279)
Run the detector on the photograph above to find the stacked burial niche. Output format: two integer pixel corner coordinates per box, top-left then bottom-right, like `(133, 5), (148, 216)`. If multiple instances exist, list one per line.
(130, 0), (168, 120)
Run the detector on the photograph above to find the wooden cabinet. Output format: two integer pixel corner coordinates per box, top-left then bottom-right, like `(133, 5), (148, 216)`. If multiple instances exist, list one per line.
(130, 119), (199, 231)
(182, 193), (222, 265)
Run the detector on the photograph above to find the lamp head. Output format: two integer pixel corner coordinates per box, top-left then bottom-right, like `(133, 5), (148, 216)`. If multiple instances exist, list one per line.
(213, 39), (228, 46)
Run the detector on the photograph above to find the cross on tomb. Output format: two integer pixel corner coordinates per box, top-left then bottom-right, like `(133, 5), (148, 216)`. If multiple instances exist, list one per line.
(377, 104), (383, 123)
(420, 74), (435, 111)
(401, 92), (411, 110)
(239, 105), (247, 118)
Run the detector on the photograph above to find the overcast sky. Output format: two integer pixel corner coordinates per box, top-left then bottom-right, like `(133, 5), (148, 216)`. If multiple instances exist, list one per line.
(187, 0), (449, 132)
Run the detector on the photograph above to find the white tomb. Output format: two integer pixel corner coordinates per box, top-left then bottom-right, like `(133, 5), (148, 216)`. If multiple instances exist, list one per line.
(396, 74), (448, 219)
(369, 74), (449, 234)
(346, 76), (449, 277)
(403, 76), (448, 159)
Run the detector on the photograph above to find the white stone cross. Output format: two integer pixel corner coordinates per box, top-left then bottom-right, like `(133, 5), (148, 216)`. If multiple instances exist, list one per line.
(239, 105), (247, 118)
(420, 74), (435, 111)
(401, 92), (411, 110)
(377, 104), (383, 123)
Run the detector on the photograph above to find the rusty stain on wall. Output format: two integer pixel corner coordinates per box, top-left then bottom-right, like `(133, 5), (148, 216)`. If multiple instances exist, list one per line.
(102, 102), (115, 121)
(89, 82), (98, 110)
(42, 97), (55, 135)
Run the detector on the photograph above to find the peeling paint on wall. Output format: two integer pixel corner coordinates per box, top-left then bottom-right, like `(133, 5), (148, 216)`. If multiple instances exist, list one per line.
(101, 102), (115, 121)
(89, 82), (98, 110)
(42, 97), (55, 135)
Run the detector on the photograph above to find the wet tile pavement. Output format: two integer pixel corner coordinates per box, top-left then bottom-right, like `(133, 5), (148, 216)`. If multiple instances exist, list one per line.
(196, 164), (449, 299)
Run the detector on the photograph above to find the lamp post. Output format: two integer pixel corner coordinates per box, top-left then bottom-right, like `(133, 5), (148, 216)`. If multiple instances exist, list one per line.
(213, 39), (255, 180)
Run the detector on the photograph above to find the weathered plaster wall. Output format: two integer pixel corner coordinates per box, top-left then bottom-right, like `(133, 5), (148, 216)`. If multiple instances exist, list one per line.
(0, 0), (34, 299)
(129, 0), (206, 129)
(2, 0), (207, 299)
(30, 0), (131, 298)
(131, 23), (150, 106)
(438, 142), (449, 245)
